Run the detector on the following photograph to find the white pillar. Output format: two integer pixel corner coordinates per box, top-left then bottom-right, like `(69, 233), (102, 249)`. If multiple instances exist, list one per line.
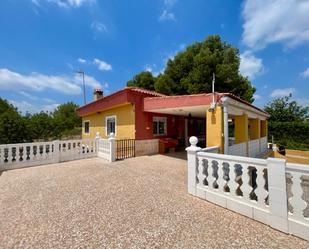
(223, 103), (229, 154)
(267, 157), (288, 233)
(53, 140), (60, 163)
(108, 133), (116, 162)
(186, 136), (201, 195)
(95, 132), (101, 156)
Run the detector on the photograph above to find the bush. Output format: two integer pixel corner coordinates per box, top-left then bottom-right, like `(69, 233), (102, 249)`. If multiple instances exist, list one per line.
(268, 122), (309, 151)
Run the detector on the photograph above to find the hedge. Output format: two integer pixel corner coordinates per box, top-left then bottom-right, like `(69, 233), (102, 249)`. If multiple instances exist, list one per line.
(268, 121), (309, 151)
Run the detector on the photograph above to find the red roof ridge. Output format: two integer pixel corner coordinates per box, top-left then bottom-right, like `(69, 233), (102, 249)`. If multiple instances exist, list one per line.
(145, 92), (215, 100)
(125, 87), (166, 97)
(76, 87), (165, 111)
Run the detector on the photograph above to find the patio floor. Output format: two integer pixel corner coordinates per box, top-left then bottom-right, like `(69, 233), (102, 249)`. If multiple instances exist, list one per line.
(0, 154), (308, 248)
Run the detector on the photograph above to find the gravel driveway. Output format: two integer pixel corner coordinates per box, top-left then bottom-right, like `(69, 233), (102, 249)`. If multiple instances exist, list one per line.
(0, 154), (308, 248)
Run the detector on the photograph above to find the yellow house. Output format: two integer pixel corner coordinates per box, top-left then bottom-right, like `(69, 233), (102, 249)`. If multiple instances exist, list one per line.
(77, 87), (270, 157)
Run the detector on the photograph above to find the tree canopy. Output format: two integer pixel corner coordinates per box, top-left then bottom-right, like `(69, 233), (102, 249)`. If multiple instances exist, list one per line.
(0, 98), (82, 144)
(127, 35), (256, 102)
(0, 99), (27, 144)
(127, 71), (155, 90)
(264, 96), (309, 122)
(264, 96), (309, 150)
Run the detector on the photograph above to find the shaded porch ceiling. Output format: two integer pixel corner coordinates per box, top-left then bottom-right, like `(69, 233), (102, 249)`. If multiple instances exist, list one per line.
(144, 93), (269, 120)
(144, 105), (209, 118)
(143, 93), (217, 118)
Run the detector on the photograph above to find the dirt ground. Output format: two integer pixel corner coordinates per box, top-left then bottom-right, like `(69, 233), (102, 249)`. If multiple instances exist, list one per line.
(0, 155), (308, 248)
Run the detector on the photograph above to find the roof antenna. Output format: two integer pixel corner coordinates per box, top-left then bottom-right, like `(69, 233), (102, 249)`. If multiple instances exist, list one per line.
(212, 73), (215, 104)
(208, 73), (216, 112)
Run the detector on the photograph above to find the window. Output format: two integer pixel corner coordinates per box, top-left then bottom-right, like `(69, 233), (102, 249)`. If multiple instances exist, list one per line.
(153, 117), (167, 135)
(84, 121), (90, 134)
(106, 116), (116, 136)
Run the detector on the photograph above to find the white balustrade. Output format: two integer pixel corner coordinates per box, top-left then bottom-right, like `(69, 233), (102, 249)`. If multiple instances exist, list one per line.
(228, 142), (247, 157)
(58, 139), (97, 162)
(196, 151), (269, 213)
(260, 136), (267, 153)
(286, 163), (309, 239)
(0, 135), (114, 171)
(248, 138), (260, 157)
(98, 138), (112, 161)
(187, 136), (309, 241)
(0, 141), (56, 170)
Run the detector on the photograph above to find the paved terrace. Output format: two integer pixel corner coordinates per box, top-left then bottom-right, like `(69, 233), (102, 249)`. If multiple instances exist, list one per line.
(0, 155), (308, 249)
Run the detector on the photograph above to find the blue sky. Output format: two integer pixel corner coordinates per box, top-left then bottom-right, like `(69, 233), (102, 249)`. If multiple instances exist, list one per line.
(0, 0), (309, 113)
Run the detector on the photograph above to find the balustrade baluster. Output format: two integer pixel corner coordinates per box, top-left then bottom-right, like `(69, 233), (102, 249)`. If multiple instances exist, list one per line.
(255, 167), (268, 206)
(67, 142), (70, 156)
(72, 142), (76, 156)
(8, 146), (13, 164)
(241, 164), (252, 200)
(29, 145), (33, 161)
(32, 146), (37, 160)
(211, 160), (219, 189)
(216, 160), (225, 193)
(19, 146), (24, 161)
(289, 172), (307, 221)
(229, 163), (239, 197)
(197, 157), (205, 187)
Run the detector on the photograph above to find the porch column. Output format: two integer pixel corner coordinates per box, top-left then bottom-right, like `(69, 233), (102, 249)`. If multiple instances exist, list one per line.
(250, 118), (261, 154)
(250, 119), (261, 140)
(260, 120), (267, 138)
(223, 103), (229, 154)
(206, 106), (223, 153)
(234, 113), (248, 156)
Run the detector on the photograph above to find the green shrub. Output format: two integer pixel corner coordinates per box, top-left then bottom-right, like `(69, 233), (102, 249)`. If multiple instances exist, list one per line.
(268, 121), (309, 151)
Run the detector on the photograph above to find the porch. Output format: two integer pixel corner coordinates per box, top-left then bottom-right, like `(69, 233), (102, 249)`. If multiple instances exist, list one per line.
(143, 93), (270, 158)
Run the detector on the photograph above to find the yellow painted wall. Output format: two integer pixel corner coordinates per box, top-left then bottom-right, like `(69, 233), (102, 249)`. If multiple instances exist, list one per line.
(82, 104), (135, 139)
(234, 114), (248, 144)
(249, 119), (260, 140)
(206, 106), (223, 152)
(234, 114), (249, 156)
(260, 120), (267, 137)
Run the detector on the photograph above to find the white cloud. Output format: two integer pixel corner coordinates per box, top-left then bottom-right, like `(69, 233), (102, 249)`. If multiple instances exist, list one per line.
(164, 0), (177, 7)
(78, 58), (86, 64)
(242, 0), (309, 49)
(19, 91), (55, 104)
(66, 62), (73, 70)
(32, 0), (40, 7)
(270, 88), (295, 98)
(91, 21), (108, 33)
(145, 66), (153, 73)
(253, 94), (261, 100)
(19, 91), (37, 100)
(0, 68), (102, 95)
(33, 0), (95, 8)
(239, 51), (264, 79)
(300, 67), (309, 79)
(159, 10), (176, 21)
(9, 100), (38, 114)
(75, 73), (102, 89)
(144, 64), (160, 76)
(8, 99), (60, 114)
(296, 98), (309, 107)
(43, 103), (60, 112)
(93, 58), (112, 71)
